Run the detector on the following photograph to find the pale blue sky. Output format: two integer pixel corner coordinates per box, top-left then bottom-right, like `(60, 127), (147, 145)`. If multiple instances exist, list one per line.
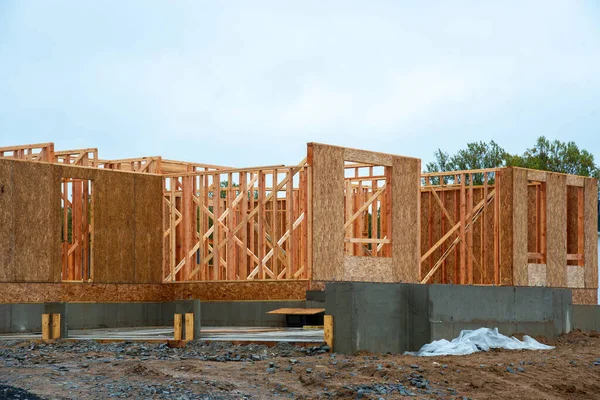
(1, 1), (599, 167)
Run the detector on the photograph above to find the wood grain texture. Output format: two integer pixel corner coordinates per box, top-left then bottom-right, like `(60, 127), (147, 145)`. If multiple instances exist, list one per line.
(0, 281), (310, 303)
(584, 178), (598, 289)
(571, 288), (598, 305)
(342, 255), (394, 282)
(546, 173), (567, 287)
(512, 168), (528, 286)
(392, 157), (421, 282)
(308, 144), (345, 281)
(498, 168), (514, 286)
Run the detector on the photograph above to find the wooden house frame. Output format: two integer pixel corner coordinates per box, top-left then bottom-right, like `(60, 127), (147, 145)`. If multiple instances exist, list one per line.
(0, 142), (597, 304)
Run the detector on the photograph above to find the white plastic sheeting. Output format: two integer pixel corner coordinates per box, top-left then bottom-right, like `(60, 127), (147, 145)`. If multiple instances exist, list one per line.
(406, 327), (555, 356)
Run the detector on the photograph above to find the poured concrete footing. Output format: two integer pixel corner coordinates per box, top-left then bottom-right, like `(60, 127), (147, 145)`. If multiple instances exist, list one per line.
(325, 282), (572, 354)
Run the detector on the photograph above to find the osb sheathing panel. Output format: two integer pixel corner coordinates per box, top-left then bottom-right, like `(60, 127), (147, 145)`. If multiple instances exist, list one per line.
(342, 255), (394, 282)
(512, 168), (528, 286)
(566, 265), (585, 288)
(0, 159), (162, 285)
(527, 169), (547, 182)
(584, 178), (598, 289)
(546, 173), (567, 287)
(527, 263), (546, 286)
(0, 281), (309, 303)
(498, 168), (514, 286)
(566, 175), (585, 187)
(0, 160), (61, 282)
(572, 288), (598, 305)
(343, 148), (393, 166)
(0, 161), (15, 281)
(309, 144), (345, 281)
(91, 171), (137, 283)
(133, 174), (163, 283)
(392, 156), (420, 283)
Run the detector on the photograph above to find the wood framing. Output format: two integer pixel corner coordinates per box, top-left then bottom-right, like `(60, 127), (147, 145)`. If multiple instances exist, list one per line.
(0, 142), (598, 304)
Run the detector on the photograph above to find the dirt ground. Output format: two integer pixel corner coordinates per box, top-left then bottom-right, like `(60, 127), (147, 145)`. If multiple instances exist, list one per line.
(0, 330), (599, 399)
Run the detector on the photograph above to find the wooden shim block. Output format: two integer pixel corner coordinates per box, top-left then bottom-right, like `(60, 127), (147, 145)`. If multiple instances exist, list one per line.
(512, 168), (528, 286)
(52, 313), (61, 339)
(324, 315), (333, 350)
(42, 314), (50, 341)
(546, 173), (567, 287)
(174, 314), (182, 340)
(185, 313), (194, 341)
(584, 178), (598, 289)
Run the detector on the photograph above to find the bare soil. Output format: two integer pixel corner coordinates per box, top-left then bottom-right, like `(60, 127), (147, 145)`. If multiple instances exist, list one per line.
(1, 330), (599, 399)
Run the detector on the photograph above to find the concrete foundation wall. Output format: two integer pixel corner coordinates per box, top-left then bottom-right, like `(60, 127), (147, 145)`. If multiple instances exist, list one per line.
(325, 282), (572, 354)
(572, 305), (600, 331)
(0, 300), (311, 333)
(201, 301), (308, 327)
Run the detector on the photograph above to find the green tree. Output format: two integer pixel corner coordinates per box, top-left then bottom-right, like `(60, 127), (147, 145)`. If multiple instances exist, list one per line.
(506, 136), (600, 179)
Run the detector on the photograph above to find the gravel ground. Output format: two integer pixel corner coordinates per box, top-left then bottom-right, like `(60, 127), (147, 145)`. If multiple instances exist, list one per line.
(0, 331), (599, 399)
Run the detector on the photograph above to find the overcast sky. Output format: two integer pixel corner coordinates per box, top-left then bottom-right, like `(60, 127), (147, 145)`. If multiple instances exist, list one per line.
(1, 1), (599, 168)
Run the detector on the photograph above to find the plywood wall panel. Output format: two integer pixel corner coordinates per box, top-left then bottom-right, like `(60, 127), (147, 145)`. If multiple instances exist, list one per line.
(392, 156), (420, 282)
(342, 255), (394, 282)
(584, 178), (598, 289)
(0, 281), (309, 303)
(309, 144), (345, 281)
(0, 161), (15, 281)
(546, 173), (567, 287)
(512, 168), (528, 286)
(12, 161), (59, 282)
(133, 174), (163, 283)
(499, 168), (514, 286)
(572, 288), (598, 305)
